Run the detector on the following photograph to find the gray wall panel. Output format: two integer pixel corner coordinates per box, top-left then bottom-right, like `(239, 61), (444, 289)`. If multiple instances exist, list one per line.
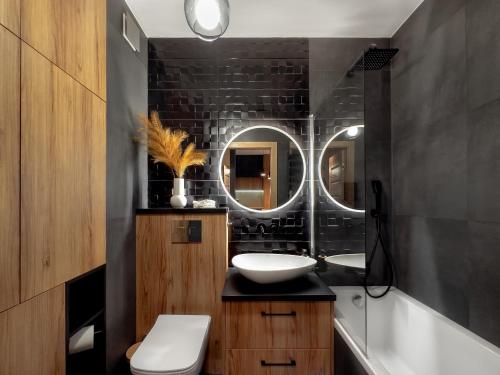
(106, 0), (148, 373)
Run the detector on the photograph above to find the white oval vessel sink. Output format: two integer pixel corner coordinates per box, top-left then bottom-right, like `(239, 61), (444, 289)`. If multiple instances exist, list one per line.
(232, 253), (317, 284)
(324, 253), (365, 269)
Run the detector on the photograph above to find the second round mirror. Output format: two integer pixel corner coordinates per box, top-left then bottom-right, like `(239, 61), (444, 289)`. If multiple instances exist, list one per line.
(319, 125), (365, 212)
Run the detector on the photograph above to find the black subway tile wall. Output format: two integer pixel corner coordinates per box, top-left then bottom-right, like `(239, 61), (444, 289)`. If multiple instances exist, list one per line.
(147, 37), (392, 274)
(149, 38), (390, 274)
(391, 0), (500, 347)
(148, 38), (310, 257)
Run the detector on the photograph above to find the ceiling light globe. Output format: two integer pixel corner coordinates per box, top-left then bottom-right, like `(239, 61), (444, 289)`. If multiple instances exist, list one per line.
(195, 0), (220, 30)
(185, 0), (230, 41)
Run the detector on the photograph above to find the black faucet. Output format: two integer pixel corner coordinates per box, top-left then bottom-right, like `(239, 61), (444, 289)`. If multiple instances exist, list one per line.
(256, 223), (266, 236)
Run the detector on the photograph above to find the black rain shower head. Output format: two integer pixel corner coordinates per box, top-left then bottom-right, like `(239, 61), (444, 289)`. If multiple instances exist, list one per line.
(349, 47), (399, 74)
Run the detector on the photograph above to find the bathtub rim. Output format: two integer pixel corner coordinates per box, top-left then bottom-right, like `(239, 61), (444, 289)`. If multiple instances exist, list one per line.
(335, 317), (381, 375)
(383, 288), (500, 359)
(333, 286), (500, 375)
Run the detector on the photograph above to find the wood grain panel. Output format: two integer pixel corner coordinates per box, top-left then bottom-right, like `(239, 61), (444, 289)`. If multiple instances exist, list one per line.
(226, 301), (331, 349)
(0, 0), (20, 35)
(225, 349), (330, 375)
(137, 213), (228, 374)
(21, 0), (106, 99)
(0, 25), (20, 312)
(136, 215), (169, 337)
(0, 285), (65, 374)
(21, 44), (106, 300)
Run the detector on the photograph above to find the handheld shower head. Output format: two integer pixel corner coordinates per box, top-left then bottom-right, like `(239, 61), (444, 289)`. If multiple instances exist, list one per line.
(371, 180), (382, 218)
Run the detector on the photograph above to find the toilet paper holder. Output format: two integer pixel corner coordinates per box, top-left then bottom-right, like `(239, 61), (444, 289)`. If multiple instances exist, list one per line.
(68, 325), (102, 355)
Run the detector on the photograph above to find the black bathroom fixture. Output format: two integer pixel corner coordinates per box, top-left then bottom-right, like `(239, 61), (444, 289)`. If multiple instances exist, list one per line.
(364, 180), (395, 299)
(348, 46), (399, 76)
(184, 0), (230, 41)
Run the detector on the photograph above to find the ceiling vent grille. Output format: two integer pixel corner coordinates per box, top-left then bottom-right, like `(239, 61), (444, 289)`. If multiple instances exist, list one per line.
(122, 12), (141, 52)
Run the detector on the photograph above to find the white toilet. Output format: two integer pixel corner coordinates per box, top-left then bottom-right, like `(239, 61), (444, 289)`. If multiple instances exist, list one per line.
(130, 315), (211, 375)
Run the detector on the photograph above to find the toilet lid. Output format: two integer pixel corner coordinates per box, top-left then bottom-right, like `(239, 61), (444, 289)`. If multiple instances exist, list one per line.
(131, 315), (211, 374)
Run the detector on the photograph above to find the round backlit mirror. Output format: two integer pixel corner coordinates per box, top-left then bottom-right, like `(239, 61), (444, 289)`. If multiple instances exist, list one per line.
(318, 125), (365, 212)
(219, 126), (306, 213)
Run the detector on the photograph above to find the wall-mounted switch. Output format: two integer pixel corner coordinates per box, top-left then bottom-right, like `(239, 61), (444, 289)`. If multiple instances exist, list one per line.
(171, 220), (202, 243)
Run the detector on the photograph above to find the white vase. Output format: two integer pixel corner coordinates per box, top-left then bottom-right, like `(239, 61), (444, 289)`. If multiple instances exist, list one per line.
(170, 178), (187, 208)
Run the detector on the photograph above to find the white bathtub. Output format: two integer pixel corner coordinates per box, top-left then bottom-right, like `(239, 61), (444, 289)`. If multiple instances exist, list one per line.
(331, 286), (500, 375)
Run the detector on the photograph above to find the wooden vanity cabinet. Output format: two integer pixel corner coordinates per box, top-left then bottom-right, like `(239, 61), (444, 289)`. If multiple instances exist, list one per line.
(224, 301), (334, 374)
(226, 350), (331, 375)
(226, 301), (331, 349)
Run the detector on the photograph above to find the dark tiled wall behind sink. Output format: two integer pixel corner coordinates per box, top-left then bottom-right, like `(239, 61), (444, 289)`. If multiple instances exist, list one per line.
(391, 0), (500, 347)
(148, 38), (311, 256)
(147, 37), (393, 275)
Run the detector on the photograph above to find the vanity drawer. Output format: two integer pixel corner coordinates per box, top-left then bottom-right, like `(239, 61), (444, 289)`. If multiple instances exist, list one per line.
(225, 301), (332, 349)
(225, 349), (330, 375)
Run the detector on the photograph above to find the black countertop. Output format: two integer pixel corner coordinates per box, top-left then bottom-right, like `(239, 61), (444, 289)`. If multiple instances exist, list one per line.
(221, 268), (336, 302)
(136, 207), (228, 214)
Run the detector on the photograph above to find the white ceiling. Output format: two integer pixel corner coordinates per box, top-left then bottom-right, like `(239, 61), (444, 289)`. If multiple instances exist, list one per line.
(125, 0), (423, 39)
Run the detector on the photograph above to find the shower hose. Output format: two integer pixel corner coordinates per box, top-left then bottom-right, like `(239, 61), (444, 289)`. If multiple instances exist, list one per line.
(363, 212), (395, 299)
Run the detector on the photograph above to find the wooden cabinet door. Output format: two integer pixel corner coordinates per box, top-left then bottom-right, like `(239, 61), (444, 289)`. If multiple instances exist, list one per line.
(136, 213), (228, 374)
(0, 25), (20, 313)
(0, 0), (20, 35)
(21, 0), (106, 99)
(21, 44), (106, 301)
(0, 285), (65, 375)
(226, 301), (331, 349)
(225, 349), (330, 375)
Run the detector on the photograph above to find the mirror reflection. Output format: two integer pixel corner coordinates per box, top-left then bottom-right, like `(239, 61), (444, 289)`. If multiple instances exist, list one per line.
(220, 126), (305, 211)
(319, 125), (365, 211)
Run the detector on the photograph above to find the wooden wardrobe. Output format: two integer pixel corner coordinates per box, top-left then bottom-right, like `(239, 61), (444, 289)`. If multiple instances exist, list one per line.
(0, 0), (106, 372)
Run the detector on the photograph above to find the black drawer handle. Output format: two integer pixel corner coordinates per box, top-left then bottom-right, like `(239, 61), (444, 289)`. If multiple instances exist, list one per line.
(261, 311), (296, 317)
(261, 360), (297, 367)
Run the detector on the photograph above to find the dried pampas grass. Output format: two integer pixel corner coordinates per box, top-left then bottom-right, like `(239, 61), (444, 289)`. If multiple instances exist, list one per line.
(137, 111), (206, 178)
